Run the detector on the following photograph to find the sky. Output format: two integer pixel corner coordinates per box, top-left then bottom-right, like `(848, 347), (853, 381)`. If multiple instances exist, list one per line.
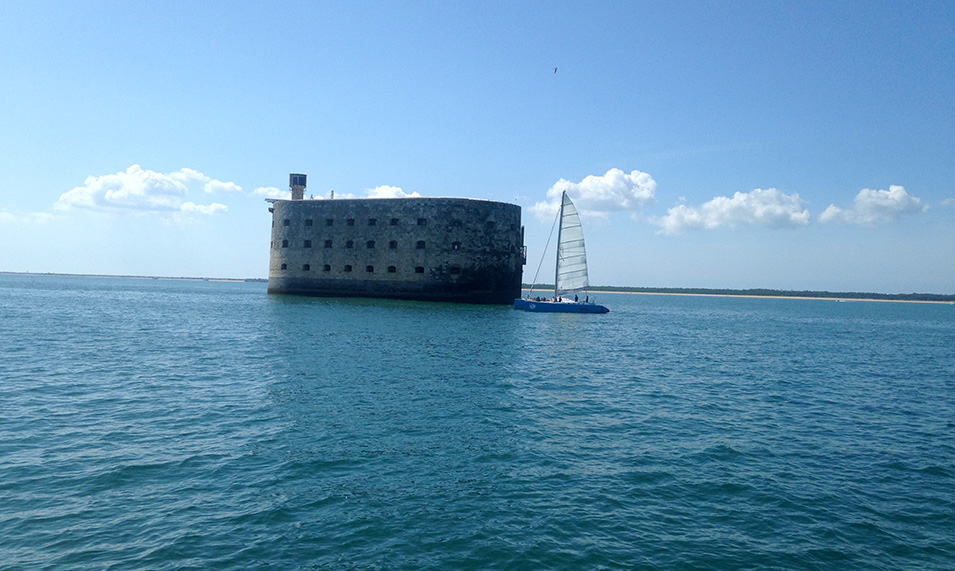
(1, 1), (953, 294)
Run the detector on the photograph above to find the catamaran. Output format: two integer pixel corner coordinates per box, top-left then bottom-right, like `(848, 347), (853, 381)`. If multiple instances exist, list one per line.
(514, 191), (609, 313)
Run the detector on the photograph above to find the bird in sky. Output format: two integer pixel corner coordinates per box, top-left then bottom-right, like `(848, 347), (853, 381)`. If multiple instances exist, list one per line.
(553, 67), (558, 74)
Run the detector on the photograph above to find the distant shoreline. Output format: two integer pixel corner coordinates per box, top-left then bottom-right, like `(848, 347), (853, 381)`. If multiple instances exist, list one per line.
(522, 285), (955, 304)
(0, 271), (267, 283)
(589, 290), (955, 305)
(3, 273), (952, 303)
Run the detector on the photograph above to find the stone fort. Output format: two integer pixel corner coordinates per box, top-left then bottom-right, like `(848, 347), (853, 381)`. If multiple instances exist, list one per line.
(267, 174), (525, 304)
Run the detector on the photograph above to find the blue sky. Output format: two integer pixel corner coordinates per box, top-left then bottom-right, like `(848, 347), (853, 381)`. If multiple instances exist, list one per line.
(1, 1), (953, 293)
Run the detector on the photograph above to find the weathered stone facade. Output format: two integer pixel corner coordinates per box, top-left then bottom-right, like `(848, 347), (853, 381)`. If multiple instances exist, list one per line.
(267, 197), (524, 304)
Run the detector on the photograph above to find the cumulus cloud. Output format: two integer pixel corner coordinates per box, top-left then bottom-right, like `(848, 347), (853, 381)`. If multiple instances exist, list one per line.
(55, 165), (229, 214)
(253, 186), (292, 200)
(204, 179), (243, 194)
(181, 202), (228, 215)
(819, 185), (927, 224)
(941, 198), (955, 207)
(170, 168), (206, 183)
(365, 185), (420, 198)
(650, 188), (810, 235)
(530, 168), (657, 220)
(253, 184), (420, 201)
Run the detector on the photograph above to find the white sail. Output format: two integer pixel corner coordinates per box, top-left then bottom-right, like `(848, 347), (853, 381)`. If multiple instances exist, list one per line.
(555, 191), (589, 294)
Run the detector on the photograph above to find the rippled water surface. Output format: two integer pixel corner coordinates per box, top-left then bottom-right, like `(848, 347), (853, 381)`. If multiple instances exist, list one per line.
(2, 275), (953, 569)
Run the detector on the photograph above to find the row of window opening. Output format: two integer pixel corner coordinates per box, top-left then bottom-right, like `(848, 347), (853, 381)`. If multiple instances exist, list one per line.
(286, 217), (427, 227)
(282, 239), (440, 250)
(281, 218), (505, 229)
(279, 263), (459, 275)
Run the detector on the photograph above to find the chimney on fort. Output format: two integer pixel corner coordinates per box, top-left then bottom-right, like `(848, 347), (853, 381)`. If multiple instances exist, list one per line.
(290, 173), (306, 200)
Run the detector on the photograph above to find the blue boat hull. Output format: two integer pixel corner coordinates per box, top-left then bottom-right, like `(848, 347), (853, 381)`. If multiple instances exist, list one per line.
(513, 298), (609, 313)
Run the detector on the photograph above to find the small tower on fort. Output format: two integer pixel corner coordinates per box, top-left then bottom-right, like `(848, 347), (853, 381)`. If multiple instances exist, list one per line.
(290, 173), (306, 200)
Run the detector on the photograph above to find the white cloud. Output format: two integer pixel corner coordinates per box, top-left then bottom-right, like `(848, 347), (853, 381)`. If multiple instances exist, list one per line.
(941, 198), (955, 207)
(251, 184), (417, 200)
(181, 202), (228, 215)
(55, 165), (233, 215)
(365, 185), (420, 198)
(819, 185), (927, 224)
(253, 186), (292, 200)
(650, 188), (810, 235)
(0, 212), (14, 223)
(204, 179), (243, 194)
(530, 168), (657, 220)
(169, 168), (208, 184)
(818, 204), (848, 223)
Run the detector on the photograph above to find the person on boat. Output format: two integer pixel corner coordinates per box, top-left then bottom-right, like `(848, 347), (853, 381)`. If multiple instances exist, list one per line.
(574, 294), (578, 302)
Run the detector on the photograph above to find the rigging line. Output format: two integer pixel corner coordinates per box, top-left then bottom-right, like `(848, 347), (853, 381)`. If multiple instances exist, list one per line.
(527, 203), (561, 297)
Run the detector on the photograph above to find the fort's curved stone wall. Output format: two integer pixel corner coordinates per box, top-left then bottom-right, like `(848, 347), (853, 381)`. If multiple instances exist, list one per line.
(267, 197), (524, 304)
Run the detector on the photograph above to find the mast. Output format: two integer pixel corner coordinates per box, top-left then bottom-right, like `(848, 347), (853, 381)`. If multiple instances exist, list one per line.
(554, 190), (565, 299)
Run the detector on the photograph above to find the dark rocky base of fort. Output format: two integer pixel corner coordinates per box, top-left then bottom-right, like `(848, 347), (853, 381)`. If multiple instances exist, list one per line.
(268, 276), (519, 305)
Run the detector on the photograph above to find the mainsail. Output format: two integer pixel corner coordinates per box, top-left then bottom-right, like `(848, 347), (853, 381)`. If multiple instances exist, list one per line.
(555, 191), (589, 295)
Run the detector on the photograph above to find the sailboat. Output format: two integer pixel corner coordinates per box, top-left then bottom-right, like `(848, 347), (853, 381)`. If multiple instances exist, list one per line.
(514, 191), (610, 313)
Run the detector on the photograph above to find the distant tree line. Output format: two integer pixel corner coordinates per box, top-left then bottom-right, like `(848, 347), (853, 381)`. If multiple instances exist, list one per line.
(521, 284), (955, 303)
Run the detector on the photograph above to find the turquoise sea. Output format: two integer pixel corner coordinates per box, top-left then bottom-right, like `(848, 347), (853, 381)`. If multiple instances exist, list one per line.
(1, 274), (953, 569)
